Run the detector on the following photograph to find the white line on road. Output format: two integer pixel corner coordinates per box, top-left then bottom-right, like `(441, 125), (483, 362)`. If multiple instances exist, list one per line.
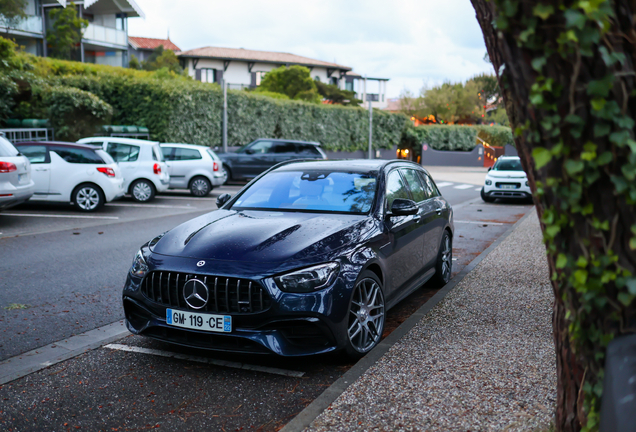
(455, 220), (504, 225)
(0, 213), (119, 220)
(435, 182), (453, 188)
(157, 196), (216, 201)
(106, 203), (196, 209)
(454, 184), (475, 190)
(475, 187), (482, 191)
(104, 344), (305, 378)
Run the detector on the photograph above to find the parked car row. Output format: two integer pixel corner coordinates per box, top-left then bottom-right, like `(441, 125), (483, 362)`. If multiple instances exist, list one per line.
(0, 135), (328, 212)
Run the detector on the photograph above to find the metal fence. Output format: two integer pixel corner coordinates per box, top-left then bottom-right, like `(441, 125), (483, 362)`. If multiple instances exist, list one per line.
(0, 128), (55, 143)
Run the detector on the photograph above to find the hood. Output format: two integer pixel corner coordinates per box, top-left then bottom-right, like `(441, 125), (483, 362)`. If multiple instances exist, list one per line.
(487, 170), (527, 179)
(151, 209), (374, 263)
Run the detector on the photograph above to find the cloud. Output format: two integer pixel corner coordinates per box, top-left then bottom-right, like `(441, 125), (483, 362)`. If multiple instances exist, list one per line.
(129, 0), (494, 97)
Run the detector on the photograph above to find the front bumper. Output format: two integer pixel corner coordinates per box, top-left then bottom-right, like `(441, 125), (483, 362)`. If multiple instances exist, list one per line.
(122, 260), (356, 356)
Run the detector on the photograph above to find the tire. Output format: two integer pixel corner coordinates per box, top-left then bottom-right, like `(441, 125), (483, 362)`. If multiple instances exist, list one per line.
(344, 270), (386, 360)
(130, 179), (155, 202)
(189, 176), (212, 197)
(73, 183), (104, 212)
(223, 165), (233, 183)
(481, 187), (495, 203)
(430, 230), (452, 287)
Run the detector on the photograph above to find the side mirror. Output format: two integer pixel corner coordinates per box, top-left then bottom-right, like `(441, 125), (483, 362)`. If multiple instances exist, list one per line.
(487, 167), (492, 171)
(216, 193), (231, 208)
(389, 198), (418, 216)
(244, 148), (254, 155)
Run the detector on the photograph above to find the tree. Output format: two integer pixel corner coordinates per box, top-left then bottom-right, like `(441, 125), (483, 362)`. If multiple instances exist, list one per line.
(256, 65), (321, 103)
(46, 2), (88, 60)
(470, 1), (636, 431)
(141, 45), (182, 74)
(421, 81), (477, 124)
(314, 80), (361, 106)
(0, 0), (27, 26)
(128, 54), (141, 70)
(397, 88), (427, 118)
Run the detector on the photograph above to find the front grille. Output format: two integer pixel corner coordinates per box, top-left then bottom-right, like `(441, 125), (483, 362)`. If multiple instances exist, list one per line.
(495, 182), (521, 189)
(141, 271), (271, 314)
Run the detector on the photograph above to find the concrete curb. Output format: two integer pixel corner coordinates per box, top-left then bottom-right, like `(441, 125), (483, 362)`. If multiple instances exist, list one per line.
(280, 208), (536, 432)
(0, 320), (129, 385)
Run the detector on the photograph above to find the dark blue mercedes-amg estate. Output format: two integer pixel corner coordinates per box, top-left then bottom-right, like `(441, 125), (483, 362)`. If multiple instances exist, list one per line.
(122, 159), (453, 358)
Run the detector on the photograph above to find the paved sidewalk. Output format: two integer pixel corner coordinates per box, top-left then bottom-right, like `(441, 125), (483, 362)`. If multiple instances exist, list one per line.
(307, 212), (556, 431)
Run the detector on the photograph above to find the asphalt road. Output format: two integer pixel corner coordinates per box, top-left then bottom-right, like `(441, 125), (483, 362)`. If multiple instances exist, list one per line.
(0, 176), (534, 431)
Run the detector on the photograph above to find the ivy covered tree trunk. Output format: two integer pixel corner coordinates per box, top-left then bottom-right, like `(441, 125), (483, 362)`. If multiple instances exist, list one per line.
(470, 1), (636, 431)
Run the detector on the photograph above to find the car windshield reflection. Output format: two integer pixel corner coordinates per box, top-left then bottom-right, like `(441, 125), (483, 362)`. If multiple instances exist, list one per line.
(231, 170), (377, 214)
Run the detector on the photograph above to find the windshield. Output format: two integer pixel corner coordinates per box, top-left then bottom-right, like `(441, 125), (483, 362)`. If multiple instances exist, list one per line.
(493, 158), (523, 171)
(231, 170), (377, 214)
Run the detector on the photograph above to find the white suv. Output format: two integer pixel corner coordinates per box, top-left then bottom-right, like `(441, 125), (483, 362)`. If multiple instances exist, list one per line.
(160, 143), (227, 196)
(481, 156), (532, 202)
(15, 141), (124, 211)
(0, 135), (35, 210)
(78, 137), (170, 202)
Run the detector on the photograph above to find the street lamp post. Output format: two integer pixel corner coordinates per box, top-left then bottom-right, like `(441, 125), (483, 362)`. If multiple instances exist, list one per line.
(222, 80), (228, 153)
(368, 94), (373, 159)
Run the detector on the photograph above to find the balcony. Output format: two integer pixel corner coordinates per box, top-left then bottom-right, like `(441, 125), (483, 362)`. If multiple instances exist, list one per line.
(0, 15), (43, 35)
(82, 23), (127, 47)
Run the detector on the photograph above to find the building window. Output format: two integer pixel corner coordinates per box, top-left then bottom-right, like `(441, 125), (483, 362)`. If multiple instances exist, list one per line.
(255, 71), (268, 86)
(345, 81), (353, 92)
(331, 77), (338, 86)
(199, 68), (216, 83)
(314, 76), (321, 82)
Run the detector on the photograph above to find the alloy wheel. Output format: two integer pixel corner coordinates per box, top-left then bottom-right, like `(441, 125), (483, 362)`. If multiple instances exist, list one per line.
(76, 187), (100, 211)
(132, 181), (152, 201)
(191, 178), (210, 196)
(347, 278), (385, 353)
(441, 235), (452, 281)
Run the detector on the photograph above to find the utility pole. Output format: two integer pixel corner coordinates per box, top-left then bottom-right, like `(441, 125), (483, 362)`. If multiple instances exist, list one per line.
(222, 80), (228, 153)
(368, 94), (373, 159)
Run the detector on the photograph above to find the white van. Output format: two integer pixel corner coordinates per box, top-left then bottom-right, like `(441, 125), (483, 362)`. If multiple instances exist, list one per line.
(78, 137), (170, 202)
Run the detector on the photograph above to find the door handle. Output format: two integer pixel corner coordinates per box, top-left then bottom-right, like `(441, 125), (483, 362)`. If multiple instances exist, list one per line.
(436, 207), (443, 215)
(35, 168), (48, 172)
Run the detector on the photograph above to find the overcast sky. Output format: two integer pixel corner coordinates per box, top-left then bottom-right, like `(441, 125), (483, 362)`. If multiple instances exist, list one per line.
(128, 0), (495, 98)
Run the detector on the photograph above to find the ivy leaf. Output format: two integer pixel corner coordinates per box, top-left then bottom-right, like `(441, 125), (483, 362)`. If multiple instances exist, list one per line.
(594, 122), (611, 137)
(581, 142), (597, 160)
(545, 224), (561, 239)
(591, 98), (606, 111)
(533, 3), (555, 19)
(556, 254), (568, 269)
(564, 9), (586, 29)
(574, 269), (588, 285)
(565, 159), (585, 175)
(596, 151), (613, 165)
(533, 147), (552, 169)
(618, 292), (635, 306)
(587, 75), (614, 97)
(626, 278), (636, 295)
(630, 236), (636, 250)
(531, 56), (547, 72)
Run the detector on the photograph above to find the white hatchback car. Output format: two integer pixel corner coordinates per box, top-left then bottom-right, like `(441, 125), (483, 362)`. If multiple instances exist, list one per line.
(77, 137), (170, 202)
(160, 143), (227, 196)
(15, 141), (124, 211)
(0, 135), (35, 210)
(481, 156), (532, 202)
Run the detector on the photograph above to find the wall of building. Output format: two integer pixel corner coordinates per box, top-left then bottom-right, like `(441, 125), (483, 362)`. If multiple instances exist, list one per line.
(92, 50), (123, 67)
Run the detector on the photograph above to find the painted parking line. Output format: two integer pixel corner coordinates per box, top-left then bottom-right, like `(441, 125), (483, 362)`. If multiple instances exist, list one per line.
(454, 184), (475, 190)
(106, 203), (196, 209)
(0, 213), (119, 220)
(455, 220), (504, 225)
(156, 196), (216, 201)
(475, 187), (482, 191)
(435, 182), (453, 188)
(104, 344), (305, 378)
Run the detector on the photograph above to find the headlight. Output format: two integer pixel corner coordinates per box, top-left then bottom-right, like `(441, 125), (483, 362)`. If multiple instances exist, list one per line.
(525, 180), (529, 186)
(485, 179), (492, 185)
(130, 250), (149, 278)
(274, 262), (340, 293)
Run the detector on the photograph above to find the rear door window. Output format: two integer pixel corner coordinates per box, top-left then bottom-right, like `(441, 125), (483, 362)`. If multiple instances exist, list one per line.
(174, 148), (202, 160)
(418, 172), (440, 197)
(298, 144), (321, 156)
(271, 142), (297, 154)
(18, 145), (50, 164)
(385, 170), (411, 210)
(50, 146), (105, 164)
(107, 143), (140, 162)
(162, 147), (175, 161)
(153, 145), (164, 162)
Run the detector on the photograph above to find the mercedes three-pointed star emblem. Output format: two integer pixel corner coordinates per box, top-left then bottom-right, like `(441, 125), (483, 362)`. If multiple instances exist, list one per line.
(183, 279), (209, 310)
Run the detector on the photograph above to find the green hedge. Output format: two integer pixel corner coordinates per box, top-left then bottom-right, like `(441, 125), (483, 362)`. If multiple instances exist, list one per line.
(403, 124), (513, 151)
(53, 74), (409, 151)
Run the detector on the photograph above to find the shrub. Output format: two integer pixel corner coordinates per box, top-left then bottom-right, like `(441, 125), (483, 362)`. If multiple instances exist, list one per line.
(44, 86), (112, 141)
(404, 124), (513, 151)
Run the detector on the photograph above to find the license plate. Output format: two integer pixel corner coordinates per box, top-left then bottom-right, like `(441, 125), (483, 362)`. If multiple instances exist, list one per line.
(166, 309), (232, 333)
(500, 184), (516, 189)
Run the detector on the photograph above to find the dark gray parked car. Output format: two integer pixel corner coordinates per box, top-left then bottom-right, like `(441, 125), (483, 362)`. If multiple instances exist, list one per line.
(218, 139), (326, 181)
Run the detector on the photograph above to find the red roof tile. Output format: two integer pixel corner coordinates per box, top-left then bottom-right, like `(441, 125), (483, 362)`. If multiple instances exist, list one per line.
(128, 36), (181, 52)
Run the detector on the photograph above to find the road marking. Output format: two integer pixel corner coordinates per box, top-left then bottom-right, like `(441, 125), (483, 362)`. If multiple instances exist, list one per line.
(455, 220), (504, 225)
(454, 184), (475, 190)
(104, 344), (305, 378)
(0, 213), (119, 220)
(475, 187), (482, 191)
(106, 203), (196, 209)
(436, 182), (453, 188)
(157, 196), (218, 201)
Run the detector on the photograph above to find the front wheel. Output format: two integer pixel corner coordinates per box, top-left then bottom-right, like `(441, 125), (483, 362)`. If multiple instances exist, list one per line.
(73, 183), (104, 212)
(189, 176), (212, 197)
(344, 271), (386, 360)
(481, 187), (495, 203)
(130, 179), (155, 202)
(430, 231), (452, 287)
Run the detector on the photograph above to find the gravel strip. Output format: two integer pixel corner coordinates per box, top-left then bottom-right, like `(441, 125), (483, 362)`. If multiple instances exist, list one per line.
(307, 212), (556, 432)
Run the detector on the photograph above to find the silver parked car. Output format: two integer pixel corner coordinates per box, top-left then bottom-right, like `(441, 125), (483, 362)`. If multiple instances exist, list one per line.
(0, 135), (34, 210)
(160, 143), (227, 197)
